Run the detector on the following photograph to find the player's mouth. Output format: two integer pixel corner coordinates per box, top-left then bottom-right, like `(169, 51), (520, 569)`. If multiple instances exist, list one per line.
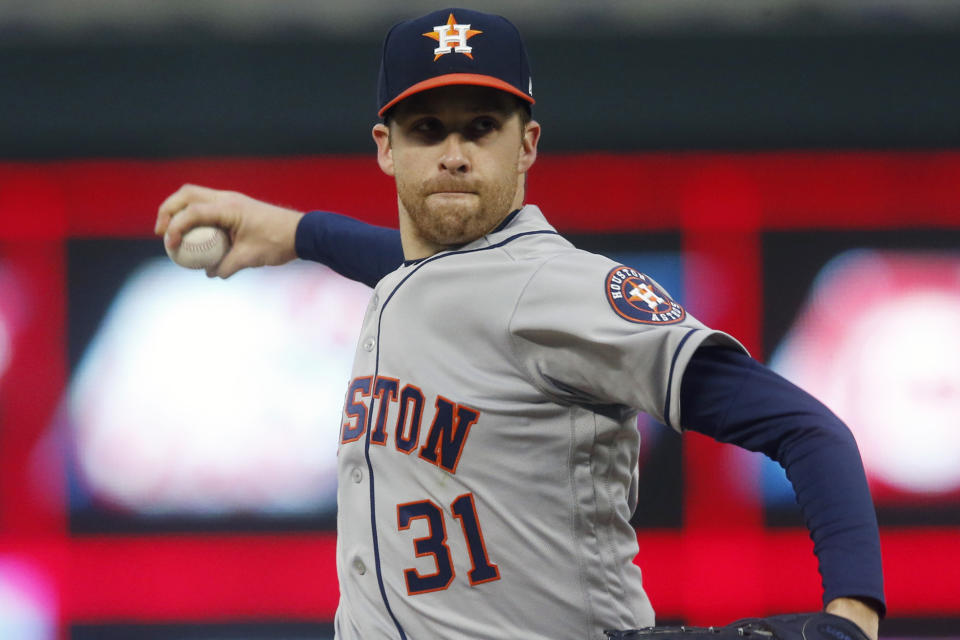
(424, 179), (478, 197)
(427, 191), (478, 200)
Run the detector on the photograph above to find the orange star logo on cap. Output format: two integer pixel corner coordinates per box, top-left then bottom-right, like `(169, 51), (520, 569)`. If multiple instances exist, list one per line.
(423, 12), (483, 61)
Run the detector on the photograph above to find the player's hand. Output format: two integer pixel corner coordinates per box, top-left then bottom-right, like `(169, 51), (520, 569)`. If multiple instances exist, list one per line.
(825, 597), (879, 640)
(155, 184), (304, 278)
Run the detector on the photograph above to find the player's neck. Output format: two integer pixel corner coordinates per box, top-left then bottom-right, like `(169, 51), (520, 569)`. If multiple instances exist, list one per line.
(398, 211), (447, 261)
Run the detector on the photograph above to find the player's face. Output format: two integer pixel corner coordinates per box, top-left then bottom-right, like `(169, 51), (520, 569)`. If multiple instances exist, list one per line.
(373, 86), (540, 258)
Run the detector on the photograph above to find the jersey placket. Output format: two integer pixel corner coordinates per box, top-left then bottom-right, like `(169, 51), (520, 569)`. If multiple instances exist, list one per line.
(359, 280), (410, 640)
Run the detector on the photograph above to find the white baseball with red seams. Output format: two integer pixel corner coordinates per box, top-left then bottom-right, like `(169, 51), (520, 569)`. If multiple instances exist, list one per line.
(165, 226), (230, 270)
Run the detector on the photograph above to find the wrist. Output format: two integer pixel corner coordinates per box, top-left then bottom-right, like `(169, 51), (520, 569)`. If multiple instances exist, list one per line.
(276, 207), (305, 264)
(825, 597), (879, 640)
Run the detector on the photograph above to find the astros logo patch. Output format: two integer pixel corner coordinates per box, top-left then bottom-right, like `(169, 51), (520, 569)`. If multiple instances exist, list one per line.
(423, 12), (482, 61)
(605, 266), (686, 325)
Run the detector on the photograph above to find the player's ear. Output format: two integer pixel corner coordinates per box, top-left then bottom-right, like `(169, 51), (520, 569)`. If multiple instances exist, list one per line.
(517, 119), (540, 174)
(372, 123), (395, 177)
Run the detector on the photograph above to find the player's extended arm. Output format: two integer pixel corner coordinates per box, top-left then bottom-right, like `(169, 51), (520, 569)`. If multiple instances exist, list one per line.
(155, 184), (402, 285)
(295, 210), (403, 287)
(679, 346), (884, 640)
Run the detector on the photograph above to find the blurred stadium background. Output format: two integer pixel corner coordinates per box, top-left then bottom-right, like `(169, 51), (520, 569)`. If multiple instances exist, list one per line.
(1, 1), (959, 638)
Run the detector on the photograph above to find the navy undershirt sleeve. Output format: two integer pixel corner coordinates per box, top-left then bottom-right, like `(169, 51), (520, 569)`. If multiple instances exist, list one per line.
(295, 210), (403, 288)
(680, 346), (886, 617)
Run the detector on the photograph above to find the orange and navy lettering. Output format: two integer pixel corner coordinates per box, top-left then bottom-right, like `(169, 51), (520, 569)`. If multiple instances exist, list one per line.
(395, 385), (425, 454)
(370, 376), (400, 446)
(341, 376), (372, 443)
(418, 395), (479, 473)
(341, 376), (479, 474)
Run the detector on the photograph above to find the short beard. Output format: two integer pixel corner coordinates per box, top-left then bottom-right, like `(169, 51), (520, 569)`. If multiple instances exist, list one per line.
(397, 173), (519, 247)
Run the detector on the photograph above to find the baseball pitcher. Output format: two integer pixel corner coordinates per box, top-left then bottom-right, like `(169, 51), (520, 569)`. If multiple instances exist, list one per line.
(156, 8), (884, 640)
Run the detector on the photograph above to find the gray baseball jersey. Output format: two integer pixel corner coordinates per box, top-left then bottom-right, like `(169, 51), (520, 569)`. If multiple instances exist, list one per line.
(334, 205), (744, 640)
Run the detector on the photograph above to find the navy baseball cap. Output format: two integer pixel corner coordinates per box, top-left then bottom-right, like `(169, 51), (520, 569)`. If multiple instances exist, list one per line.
(377, 8), (535, 117)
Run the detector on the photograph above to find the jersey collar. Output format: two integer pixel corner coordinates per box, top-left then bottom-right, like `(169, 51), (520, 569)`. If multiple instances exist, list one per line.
(402, 204), (552, 266)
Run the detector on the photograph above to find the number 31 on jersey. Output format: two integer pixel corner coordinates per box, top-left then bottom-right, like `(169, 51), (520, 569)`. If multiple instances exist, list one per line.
(397, 492), (500, 595)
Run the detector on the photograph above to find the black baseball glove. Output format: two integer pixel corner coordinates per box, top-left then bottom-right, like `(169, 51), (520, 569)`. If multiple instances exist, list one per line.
(605, 612), (870, 640)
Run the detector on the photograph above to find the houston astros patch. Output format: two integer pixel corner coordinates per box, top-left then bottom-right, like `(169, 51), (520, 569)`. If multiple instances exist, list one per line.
(605, 266), (686, 325)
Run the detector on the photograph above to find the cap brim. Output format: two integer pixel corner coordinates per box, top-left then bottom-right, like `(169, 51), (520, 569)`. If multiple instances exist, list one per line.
(378, 73), (535, 117)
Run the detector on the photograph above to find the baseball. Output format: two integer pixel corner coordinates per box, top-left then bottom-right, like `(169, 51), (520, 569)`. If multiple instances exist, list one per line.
(165, 225), (230, 270)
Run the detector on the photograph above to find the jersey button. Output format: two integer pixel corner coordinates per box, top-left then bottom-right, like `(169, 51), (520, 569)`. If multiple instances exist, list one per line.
(351, 467), (363, 483)
(353, 558), (367, 575)
(363, 337), (376, 351)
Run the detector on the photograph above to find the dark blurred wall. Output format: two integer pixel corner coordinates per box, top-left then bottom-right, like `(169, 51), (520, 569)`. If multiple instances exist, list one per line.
(4, 32), (959, 158)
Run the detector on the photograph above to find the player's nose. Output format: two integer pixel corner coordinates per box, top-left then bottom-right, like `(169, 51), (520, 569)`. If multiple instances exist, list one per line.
(438, 134), (470, 174)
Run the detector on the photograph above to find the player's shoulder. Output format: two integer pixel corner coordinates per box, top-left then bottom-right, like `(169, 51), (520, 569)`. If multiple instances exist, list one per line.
(487, 205), (607, 265)
(485, 207), (660, 294)
(520, 241), (632, 287)
(514, 243), (693, 327)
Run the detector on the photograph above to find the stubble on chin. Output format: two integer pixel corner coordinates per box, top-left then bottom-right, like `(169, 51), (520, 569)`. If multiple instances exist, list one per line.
(398, 178), (518, 247)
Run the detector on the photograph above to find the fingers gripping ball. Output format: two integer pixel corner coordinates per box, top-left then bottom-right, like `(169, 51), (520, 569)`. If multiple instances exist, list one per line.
(165, 226), (230, 270)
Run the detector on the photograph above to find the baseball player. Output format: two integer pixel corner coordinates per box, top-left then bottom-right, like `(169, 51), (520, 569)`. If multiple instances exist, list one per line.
(155, 8), (884, 640)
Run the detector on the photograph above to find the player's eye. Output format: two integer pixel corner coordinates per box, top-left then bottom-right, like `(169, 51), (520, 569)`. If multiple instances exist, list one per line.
(410, 118), (444, 140)
(465, 117), (498, 139)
